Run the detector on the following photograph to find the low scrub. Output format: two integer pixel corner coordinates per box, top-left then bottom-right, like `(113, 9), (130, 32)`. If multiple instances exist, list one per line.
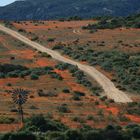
(0, 116), (15, 124)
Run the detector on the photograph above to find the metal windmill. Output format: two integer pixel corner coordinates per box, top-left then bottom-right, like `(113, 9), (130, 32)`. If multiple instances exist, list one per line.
(11, 88), (29, 124)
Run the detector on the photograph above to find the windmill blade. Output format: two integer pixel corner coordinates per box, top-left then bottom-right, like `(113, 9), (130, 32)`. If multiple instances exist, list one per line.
(10, 88), (30, 105)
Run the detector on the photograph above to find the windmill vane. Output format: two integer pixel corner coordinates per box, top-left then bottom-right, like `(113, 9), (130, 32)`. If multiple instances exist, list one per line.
(11, 88), (30, 105)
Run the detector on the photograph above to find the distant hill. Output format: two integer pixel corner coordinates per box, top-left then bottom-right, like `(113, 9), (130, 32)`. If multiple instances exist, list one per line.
(0, 0), (140, 20)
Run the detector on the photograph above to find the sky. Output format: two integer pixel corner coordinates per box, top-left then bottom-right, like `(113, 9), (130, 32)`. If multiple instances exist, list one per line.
(0, 0), (15, 6)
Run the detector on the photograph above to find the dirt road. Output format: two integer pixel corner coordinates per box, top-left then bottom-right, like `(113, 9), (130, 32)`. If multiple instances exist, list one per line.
(0, 24), (132, 103)
(73, 29), (82, 35)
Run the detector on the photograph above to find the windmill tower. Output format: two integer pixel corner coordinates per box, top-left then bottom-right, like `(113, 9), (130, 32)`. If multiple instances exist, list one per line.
(11, 88), (29, 125)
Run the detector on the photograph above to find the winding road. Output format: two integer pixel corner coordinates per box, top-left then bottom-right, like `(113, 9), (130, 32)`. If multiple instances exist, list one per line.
(0, 24), (132, 103)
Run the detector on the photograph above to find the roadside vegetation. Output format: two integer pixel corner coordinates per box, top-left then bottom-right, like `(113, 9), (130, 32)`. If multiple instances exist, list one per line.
(52, 44), (140, 93)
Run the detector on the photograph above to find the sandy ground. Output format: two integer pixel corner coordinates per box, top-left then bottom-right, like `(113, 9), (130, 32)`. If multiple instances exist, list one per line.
(0, 24), (132, 103)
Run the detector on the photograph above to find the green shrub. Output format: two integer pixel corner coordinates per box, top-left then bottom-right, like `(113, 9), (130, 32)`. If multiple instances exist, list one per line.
(65, 129), (83, 140)
(132, 127), (140, 139)
(38, 89), (57, 97)
(118, 115), (130, 122)
(50, 72), (63, 80)
(47, 131), (65, 140)
(100, 96), (107, 101)
(18, 28), (26, 33)
(0, 64), (28, 74)
(85, 130), (103, 140)
(44, 66), (54, 71)
(55, 63), (70, 70)
(86, 115), (94, 121)
(94, 101), (99, 105)
(29, 105), (38, 110)
(7, 71), (19, 78)
(74, 91), (85, 96)
(31, 74), (39, 80)
(31, 36), (39, 41)
(72, 95), (81, 101)
(23, 114), (67, 132)
(41, 52), (52, 58)
(47, 38), (55, 42)
(1, 132), (36, 140)
(0, 73), (5, 78)
(0, 116), (15, 124)
(63, 88), (70, 93)
(52, 45), (64, 50)
(57, 104), (70, 113)
(72, 116), (85, 123)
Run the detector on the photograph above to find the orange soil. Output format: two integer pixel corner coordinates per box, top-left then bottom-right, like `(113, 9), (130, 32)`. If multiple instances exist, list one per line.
(0, 78), (19, 86)
(13, 20), (96, 32)
(67, 81), (88, 93)
(120, 122), (129, 126)
(36, 58), (56, 67)
(54, 69), (72, 79)
(86, 120), (95, 127)
(125, 114), (140, 123)
(54, 69), (89, 95)
(106, 107), (119, 116)
(0, 124), (20, 132)
(0, 37), (4, 42)
(10, 49), (35, 59)
(98, 105), (119, 115)
(54, 69), (87, 93)
(0, 58), (10, 64)
(57, 92), (71, 99)
(61, 117), (82, 129)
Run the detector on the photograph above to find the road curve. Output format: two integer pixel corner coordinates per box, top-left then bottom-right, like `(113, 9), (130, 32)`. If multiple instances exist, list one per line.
(0, 24), (132, 103)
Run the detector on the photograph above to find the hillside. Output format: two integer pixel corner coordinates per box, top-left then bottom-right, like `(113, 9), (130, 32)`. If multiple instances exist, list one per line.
(0, 0), (140, 20)
(0, 19), (140, 132)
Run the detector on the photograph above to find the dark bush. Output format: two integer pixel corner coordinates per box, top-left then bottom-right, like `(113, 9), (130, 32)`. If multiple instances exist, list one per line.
(74, 91), (85, 96)
(65, 129), (83, 140)
(23, 114), (67, 132)
(52, 45), (64, 50)
(63, 88), (70, 93)
(38, 89), (57, 97)
(47, 38), (55, 42)
(31, 36), (39, 41)
(31, 74), (39, 80)
(0, 116), (15, 124)
(41, 52), (52, 58)
(1, 132), (36, 140)
(18, 28), (26, 33)
(57, 104), (70, 113)
(72, 95), (81, 101)
(85, 130), (103, 140)
(0, 64), (28, 74)
(50, 72), (63, 80)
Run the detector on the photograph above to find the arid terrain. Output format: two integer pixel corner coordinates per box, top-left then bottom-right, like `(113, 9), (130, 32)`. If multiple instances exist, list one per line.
(0, 20), (140, 133)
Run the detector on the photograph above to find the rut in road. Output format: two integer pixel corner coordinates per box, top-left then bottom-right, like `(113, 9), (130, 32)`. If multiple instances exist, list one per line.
(0, 24), (132, 103)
